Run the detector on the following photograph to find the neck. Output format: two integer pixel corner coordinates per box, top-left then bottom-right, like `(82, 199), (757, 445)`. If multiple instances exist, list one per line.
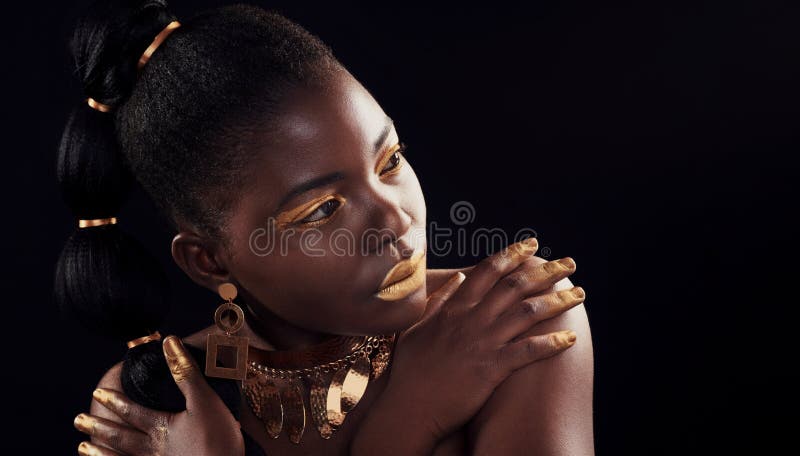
(240, 298), (338, 352)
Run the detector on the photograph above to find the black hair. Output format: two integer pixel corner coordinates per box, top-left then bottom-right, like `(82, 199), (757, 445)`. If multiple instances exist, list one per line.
(53, 0), (342, 449)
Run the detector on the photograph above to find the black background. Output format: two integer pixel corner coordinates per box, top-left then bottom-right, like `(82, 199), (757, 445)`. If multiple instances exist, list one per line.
(4, 0), (799, 454)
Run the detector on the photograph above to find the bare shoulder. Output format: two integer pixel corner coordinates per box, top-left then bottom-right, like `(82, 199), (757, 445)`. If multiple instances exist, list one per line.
(467, 257), (595, 455)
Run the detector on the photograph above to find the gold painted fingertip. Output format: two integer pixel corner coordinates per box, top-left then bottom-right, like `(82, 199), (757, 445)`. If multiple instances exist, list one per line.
(163, 335), (194, 383)
(557, 257), (576, 271)
(571, 286), (586, 300)
(518, 237), (539, 256)
(78, 441), (100, 456)
(92, 388), (107, 404)
(73, 413), (95, 435)
(553, 330), (578, 348)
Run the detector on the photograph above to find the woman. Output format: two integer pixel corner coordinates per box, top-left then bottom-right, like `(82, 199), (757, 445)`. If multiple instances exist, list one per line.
(58, 1), (594, 454)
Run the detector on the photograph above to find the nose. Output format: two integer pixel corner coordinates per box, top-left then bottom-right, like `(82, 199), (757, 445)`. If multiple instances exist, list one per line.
(363, 188), (414, 257)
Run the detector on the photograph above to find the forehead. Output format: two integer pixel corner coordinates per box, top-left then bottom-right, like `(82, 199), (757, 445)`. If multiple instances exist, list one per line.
(261, 71), (391, 180)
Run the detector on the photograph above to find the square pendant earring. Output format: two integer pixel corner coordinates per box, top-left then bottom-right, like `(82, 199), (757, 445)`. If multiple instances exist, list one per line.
(205, 282), (250, 380)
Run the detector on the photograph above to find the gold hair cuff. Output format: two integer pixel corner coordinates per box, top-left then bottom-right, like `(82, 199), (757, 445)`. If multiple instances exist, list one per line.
(78, 217), (117, 228)
(127, 331), (162, 349)
(86, 97), (113, 113)
(85, 20), (181, 113)
(138, 21), (181, 70)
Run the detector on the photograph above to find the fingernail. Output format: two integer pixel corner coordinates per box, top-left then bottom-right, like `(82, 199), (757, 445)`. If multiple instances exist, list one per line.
(78, 441), (99, 456)
(571, 286), (586, 300)
(553, 330), (577, 347)
(73, 413), (95, 434)
(92, 388), (106, 404)
(521, 237), (538, 253)
(163, 336), (193, 383)
(163, 335), (183, 358)
(510, 237), (538, 257)
(557, 257), (576, 270)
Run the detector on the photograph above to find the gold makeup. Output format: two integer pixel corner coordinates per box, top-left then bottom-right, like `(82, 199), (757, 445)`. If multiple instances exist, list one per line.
(374, 142), (405, 176)
(78, 441), (102, 456)
(551, 330), (578, 348)
(375, 250), (427, 301)
(163, 336), (195, 383)
(73, 413), (96, 435)
(275, 194), (347, 231)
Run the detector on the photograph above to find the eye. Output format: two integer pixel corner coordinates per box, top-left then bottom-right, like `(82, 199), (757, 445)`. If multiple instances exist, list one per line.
(380, 142), (408, 175)
(298, 197), (343, 225)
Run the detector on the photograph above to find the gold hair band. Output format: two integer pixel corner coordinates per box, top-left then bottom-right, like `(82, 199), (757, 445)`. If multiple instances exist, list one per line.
(127, 331), (162, 349)
(137, 21), (181, 70)
(86, 97), (113, 113)
(85, 20), (182, 113)
(78, 217), (117, 228)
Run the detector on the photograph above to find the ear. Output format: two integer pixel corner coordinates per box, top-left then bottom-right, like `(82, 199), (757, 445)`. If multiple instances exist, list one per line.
(171, 231), (231, 292)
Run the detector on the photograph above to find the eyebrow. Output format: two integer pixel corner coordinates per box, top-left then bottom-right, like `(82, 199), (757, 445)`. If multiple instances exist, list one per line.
(272, 116), (395, 214)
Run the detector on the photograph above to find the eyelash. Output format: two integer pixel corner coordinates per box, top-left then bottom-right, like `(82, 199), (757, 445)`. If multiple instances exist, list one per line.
(379, 142), (408, 176)
(297, 142), (409, 227)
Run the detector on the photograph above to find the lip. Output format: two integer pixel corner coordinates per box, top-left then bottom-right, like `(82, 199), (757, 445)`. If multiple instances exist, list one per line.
(374, 250), (427, 301)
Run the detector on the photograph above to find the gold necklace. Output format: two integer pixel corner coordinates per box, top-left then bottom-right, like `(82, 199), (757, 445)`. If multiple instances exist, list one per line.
(242, 333), (395, 444)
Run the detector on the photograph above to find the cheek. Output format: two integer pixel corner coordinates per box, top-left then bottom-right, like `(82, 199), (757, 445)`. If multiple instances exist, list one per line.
(399, 163), (426, 218)
(240, 252), (366, 319)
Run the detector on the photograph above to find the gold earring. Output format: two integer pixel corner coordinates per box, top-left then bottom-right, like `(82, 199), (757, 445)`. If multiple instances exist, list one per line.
(205, 282), (249, 380)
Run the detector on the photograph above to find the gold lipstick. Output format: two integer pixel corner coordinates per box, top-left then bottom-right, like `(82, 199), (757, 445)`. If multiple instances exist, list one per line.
(375, 250), (427, 301)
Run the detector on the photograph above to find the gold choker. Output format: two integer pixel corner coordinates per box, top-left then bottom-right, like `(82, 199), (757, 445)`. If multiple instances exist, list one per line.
(242, 333), (395, 444)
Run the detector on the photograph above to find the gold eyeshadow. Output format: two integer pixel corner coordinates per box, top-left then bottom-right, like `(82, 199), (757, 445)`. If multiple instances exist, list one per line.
(275, 194), (347, 230)
(273, 141), (405, 232)
(374, 142), (404, 175)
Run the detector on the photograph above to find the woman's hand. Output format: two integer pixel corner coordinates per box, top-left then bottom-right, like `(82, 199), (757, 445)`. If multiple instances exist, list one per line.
(351, 238), (585, 455)
(73, 336), (245, 456)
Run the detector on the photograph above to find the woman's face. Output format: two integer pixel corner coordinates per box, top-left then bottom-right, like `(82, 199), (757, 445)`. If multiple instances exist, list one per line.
(223, 69), (428, 336)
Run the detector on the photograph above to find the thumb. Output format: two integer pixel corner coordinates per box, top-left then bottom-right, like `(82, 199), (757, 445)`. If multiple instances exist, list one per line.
(420, 271), (467, 320)
(162, 335), (219, 412)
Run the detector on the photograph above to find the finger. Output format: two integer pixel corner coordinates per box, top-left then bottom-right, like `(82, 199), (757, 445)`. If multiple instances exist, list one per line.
(497, 330), (577, 373)
(448, 237), (539, 310)
(74, 413), (150, 455)
(162, 335), (219, 412)
(77, 441), (124, 456)
(92, 388), (170, 434)
(421, 271), (467, 320)
(478, 256), (577, 319)
(491, 287), (586, 342)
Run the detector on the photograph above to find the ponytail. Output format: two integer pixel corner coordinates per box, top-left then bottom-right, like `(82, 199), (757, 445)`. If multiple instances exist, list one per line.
(53, 0), (183, 412)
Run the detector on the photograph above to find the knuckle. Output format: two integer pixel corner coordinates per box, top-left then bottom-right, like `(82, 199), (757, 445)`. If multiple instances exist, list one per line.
(525, 338), (540, 357)
(526, 255), (547, 266)
(501, 272), (527, 290)
(116, 401), (132, 420)
(516, 299), (539, 317)
(541, 261), (561, 274)
(556, 289), (573, 304)
(482, 256), (506, 275)
(106, 428), (123, 449)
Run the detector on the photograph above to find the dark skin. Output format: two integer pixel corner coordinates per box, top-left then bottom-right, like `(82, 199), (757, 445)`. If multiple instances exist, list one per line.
(75, 67), (594, 455)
